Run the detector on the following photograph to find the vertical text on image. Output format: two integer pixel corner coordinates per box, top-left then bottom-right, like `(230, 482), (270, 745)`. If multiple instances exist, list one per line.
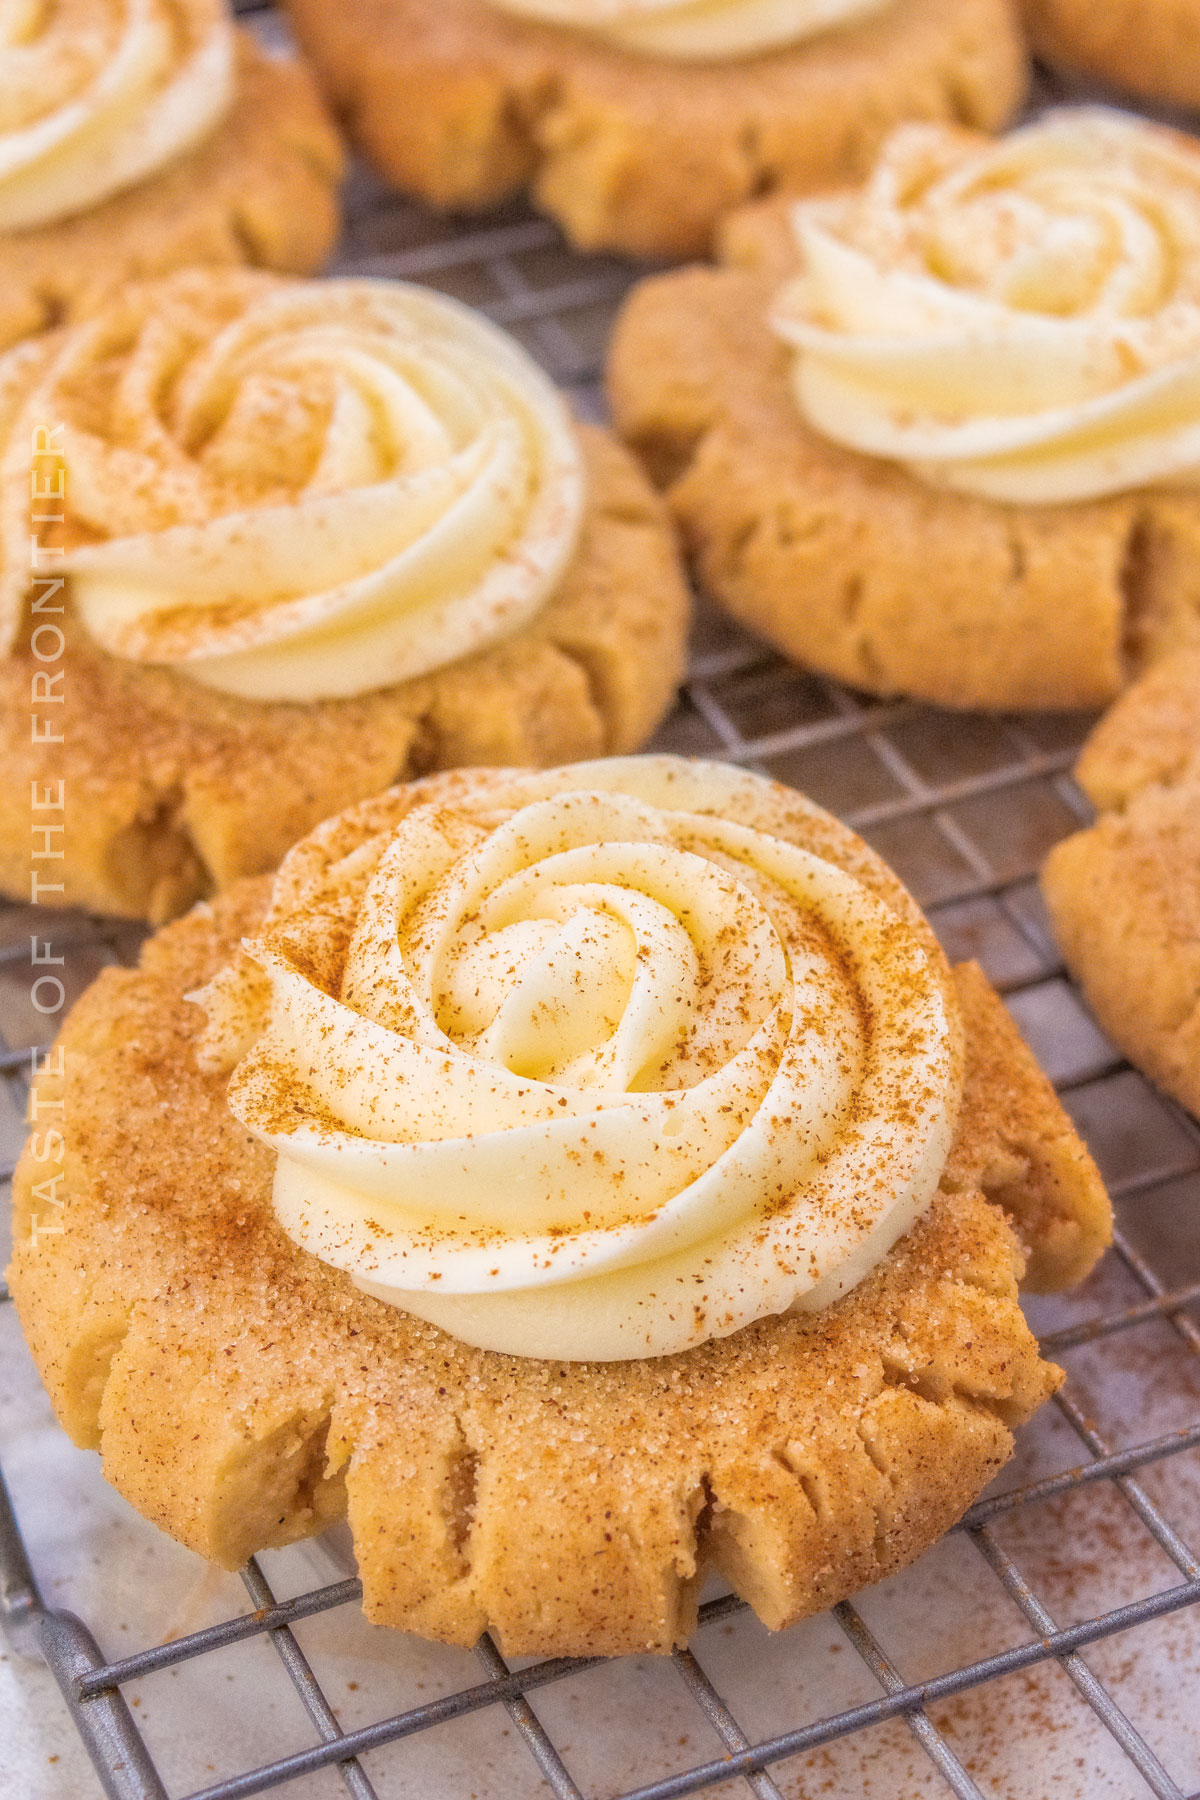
(27, 421), (67, 1249)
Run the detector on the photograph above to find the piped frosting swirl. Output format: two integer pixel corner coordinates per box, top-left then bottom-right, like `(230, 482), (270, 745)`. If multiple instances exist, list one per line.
(198, 757), (960, 1362)
(0, 269), (586, 700)
(0, 0), (235, 232)
(773, 111), (1200, 505)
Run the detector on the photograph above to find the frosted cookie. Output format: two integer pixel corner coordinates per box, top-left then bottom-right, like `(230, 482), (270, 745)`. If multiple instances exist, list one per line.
(1043, 649), (1200, 1121)
(282, 0), (1025, 260)
(10, 757), (1111, 1656)
(609, 111), (1200, 710)
(0, 4), (344, 350)
(1020, 0), (1200, 115)
(0, 270), (688, 921)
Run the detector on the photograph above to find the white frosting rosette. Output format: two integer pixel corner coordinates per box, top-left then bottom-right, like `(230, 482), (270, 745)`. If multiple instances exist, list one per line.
(772, 110), (1200, 504)
(0, 270), (585, 700)
(0, 0), (235, 232)
(200, 757), (961, 1362)
(485, 0), (891, 62)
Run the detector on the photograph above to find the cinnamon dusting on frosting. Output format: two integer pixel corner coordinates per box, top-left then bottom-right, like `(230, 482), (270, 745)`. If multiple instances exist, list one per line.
(0, 0), (234, 232)
(196, 756), (960, 1361)
(0, 268), (585, 699)
(773, 109), (1200, 505)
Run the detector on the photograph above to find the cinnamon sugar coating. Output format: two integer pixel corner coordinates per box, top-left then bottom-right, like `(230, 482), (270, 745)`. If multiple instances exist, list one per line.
(1043, 649), (1200, 1122)
(0, 35), (344, 352)
(10, 810), (1109, 1657)
(0, 426), (688, 921)
(607, 248), (1200, 711)
(943, 960), (1112, 1291)
(281, 0), (1025, 260)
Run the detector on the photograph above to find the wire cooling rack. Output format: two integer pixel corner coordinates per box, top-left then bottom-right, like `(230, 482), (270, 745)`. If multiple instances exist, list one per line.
(5, 15), (1200, 1800)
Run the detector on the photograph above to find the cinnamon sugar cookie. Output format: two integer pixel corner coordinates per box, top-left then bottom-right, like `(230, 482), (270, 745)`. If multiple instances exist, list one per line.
(10, 758), (1110, 1656)
(1020, 0), (1200, 114)
(282, 0), (1025, 260)
(1043, 649), (1200, 1121)
(609, 113), (1200, 710)
(0, 270), (688, 921)
(0, 12), (344, 351)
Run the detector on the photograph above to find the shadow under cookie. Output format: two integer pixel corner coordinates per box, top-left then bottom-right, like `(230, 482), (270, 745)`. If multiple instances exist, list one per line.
(0, 427), (688, 921)
(608, 261), (1200, 711)
(0, 33), (345, 352)
(282, 0), (1025, 259)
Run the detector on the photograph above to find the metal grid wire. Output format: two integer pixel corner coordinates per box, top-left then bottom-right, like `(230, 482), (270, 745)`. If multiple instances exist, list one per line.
(5, 16), (1200, 1797)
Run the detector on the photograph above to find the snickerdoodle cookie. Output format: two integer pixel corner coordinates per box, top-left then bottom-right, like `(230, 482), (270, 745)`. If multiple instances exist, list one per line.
(10, 757), (1110, 1656)
(0, 5), (344, 351)
(609, 111), (1200, 711)
(0, 270), (688, 922)
(282, 0), (1025, 260)
(1043, 648), (1200, 1121)
(1020, 0), (1200, 114)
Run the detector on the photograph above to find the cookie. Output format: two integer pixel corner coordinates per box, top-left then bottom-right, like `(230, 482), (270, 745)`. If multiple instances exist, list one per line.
(609, 115), (1200, 710)
(0, 271), (688, 921)
(0, 27), (344, 352)
(1042, 648), (1200, 1121)
(10, 758), (1110, 1657)
(282, 0), (1025, 260)
(1020, 0), (1200, 113)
